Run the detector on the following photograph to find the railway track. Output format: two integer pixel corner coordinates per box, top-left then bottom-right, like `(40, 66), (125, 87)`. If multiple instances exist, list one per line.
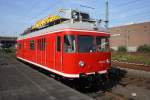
(72, 67), (150, 100)
(85, 89), (129, 100)
(112, 60), (150, 72)
(104, 91), (128, 100)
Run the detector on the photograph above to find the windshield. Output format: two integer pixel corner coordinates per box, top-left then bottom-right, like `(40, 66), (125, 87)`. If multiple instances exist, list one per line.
(64, 34), (109, 53)
(78, 35), (96, 52)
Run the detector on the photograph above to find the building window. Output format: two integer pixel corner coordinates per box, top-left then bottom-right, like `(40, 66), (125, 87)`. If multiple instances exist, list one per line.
(144, 26), (147, 28)
(144, 26), (147, 31)
(57, 36), (61, 51)
(30, 40), (34, 50)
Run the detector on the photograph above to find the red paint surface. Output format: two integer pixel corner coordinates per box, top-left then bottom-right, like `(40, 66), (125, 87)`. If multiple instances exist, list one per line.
(17, 29), (111, 77)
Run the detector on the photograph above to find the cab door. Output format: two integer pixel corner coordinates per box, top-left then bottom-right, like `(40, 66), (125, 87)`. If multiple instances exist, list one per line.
(36, 37), (46, 65)
(37, 39), (41, 64)
(55, 35), (62, 72)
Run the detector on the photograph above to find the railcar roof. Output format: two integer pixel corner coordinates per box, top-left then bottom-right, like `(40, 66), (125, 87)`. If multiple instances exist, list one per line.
(18, 21), (108, 40)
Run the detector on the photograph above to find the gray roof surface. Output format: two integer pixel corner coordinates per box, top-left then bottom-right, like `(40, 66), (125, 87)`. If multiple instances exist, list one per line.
(18, 21), (107, 40)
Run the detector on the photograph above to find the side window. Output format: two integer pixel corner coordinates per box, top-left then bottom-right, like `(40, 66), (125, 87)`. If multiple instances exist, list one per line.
(40, 39), (42, 50)
(96, 36), (109, 52)
(42, 38), (46, 50)
(30, 40), (34, 50)
(37, 38), (46, 51)
(37, 40), (40, 49)
(57, 36), (61, 51)
(37, 39), (40, 50)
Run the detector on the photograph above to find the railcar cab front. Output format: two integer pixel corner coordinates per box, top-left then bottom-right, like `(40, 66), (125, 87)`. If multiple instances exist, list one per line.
(57, 30), (111, 78)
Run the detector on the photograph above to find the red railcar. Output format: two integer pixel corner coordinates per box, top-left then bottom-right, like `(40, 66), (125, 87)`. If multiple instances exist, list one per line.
(17, 10), (111, 79)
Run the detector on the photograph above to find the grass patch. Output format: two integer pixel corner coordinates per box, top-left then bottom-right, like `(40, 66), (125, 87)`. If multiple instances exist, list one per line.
(0, 48), (16, 57)
(112, 52), (150, 65)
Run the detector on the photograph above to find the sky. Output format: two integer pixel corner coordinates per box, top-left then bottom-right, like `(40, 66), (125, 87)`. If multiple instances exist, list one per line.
(0, 0), (150, 37)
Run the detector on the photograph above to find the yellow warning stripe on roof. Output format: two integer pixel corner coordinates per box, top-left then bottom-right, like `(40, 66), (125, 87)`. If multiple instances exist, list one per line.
(32, 15), (61, 29)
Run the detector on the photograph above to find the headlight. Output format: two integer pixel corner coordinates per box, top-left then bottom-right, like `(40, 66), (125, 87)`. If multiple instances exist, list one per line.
(79, 61), (85, 67)
(106, 59), (110, 63)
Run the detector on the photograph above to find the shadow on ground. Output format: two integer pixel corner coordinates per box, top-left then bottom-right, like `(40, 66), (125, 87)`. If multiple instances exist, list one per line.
(75, 67), (127, 93)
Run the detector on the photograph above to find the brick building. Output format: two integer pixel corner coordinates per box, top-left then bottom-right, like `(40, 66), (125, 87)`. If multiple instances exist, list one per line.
(109, 22), (150, 52)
